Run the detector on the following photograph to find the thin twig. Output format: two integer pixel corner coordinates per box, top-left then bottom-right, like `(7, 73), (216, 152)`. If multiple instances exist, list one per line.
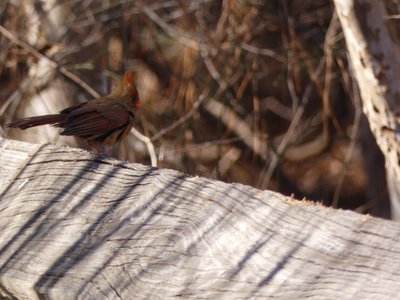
(75, 1), (213, 27)
(140, 5), (203, 51)
(151, 89), (209, 142)
(204, 98), (268, 162)
(332, 63), (362, 207)
(0, 25), (100, 98)
(0, 80), (29, 117)
(151, 67), (239, 145)
(130, 127), (157, 167)
(258, 58), (326, 188)
(241, 42), (285, 63)
(164, 137), (244, 155)
(200, 47), (227, 91)
(323, 11), (342, 134)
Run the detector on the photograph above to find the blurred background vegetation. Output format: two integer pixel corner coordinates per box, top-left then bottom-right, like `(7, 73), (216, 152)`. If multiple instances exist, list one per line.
(0, 0), (394, 217)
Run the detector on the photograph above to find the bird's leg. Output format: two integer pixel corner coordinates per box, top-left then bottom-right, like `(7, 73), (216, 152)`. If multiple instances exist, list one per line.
(87, 140), (109, 158)
(101, 145), (110, 157)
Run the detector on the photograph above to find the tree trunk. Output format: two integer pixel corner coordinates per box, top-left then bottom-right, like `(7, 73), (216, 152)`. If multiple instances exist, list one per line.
(334, 0), (400, 219)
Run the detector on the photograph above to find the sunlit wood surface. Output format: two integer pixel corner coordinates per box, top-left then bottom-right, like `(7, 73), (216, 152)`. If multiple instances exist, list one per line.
(0, 137), (400, 299)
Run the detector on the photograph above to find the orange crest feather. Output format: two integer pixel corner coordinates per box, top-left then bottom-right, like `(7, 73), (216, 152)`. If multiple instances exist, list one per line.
(123, 71), (134, 86)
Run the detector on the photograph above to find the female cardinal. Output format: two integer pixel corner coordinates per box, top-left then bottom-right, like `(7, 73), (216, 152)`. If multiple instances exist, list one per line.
(6, 71), (142, 154)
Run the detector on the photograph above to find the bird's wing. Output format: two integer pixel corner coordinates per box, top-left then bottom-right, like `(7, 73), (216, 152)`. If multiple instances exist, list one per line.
(58, 102), (132, 138)
(59, 102), (88, 114)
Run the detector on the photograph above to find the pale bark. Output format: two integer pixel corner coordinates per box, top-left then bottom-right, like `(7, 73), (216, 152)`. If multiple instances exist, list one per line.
(1, 137), (400, 299)
(6, 1), (77, 147)
(334, 0), (400, 219)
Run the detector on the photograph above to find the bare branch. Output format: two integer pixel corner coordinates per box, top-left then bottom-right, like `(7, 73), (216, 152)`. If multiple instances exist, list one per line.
(0, 25), (100, 98)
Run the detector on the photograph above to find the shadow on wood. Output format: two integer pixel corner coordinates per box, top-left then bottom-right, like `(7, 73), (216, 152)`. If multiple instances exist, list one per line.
(0, 137), (399, 299)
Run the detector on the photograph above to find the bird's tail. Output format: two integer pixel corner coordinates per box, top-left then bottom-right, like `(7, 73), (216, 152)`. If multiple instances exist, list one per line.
(6, 114), (65, 130)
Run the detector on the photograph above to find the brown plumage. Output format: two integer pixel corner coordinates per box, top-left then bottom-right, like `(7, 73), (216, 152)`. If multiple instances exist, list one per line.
(6, 71), (141, 153)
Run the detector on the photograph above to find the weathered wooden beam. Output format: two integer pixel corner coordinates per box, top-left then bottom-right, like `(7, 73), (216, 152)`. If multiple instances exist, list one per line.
(0, 137), (400, 299)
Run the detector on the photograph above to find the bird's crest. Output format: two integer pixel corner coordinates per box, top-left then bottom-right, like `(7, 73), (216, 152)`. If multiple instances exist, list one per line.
(111, 71), (141, 108)
(123, 71), (134, 86)
(112, 71), (138, 99)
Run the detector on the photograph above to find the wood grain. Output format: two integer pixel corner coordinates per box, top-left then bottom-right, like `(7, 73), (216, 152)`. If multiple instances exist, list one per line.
(0, 137), (400, 299)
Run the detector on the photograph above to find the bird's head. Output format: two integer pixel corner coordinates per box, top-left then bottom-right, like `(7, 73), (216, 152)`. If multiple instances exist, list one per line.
(112, 71), (142, 108)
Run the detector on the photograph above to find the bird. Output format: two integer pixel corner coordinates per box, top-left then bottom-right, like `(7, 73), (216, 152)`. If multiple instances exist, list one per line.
(6, 71), (142, 154)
